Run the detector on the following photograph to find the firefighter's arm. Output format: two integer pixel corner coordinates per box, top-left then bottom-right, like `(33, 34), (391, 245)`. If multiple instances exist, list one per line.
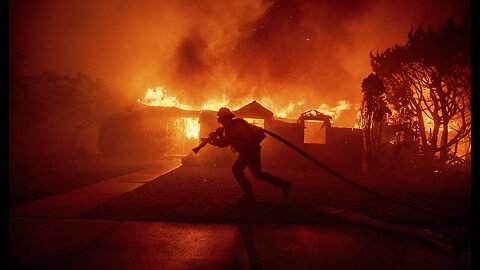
(208, 127), (229, 147)
(211, 136), (232, 148)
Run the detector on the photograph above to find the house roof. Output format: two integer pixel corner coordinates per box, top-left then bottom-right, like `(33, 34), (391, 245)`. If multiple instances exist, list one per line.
(299, 109), (332, 121)
(135, 102), (200, 118)
(234, 100), (274, 119)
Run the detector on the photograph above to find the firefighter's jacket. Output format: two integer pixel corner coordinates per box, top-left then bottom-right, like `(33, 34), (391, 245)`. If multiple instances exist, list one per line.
(212, 118), (258, 153)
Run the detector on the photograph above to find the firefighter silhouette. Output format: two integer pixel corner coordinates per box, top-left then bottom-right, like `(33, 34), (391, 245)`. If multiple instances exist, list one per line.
(210, 107), (291, 202)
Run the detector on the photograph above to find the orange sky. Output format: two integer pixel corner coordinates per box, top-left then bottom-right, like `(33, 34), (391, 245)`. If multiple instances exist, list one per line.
(9, 0), (470, 127)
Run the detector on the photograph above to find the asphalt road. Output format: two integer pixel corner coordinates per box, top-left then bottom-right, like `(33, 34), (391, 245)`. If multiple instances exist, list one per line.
(9, 160), (471, 269)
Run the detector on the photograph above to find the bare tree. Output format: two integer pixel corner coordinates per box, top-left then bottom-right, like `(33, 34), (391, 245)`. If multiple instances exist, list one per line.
(359, 73), (390, 175)
(370, 13), (471, 165)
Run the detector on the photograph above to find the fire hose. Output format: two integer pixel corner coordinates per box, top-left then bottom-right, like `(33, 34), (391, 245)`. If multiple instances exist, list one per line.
(192, 128), (469, 222)
(262, 128), (469, 222)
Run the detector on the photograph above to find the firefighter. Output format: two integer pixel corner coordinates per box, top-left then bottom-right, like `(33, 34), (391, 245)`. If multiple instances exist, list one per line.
(209, 107), (291, 202)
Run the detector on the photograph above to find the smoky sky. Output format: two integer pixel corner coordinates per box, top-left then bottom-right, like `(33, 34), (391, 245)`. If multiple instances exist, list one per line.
(9, 0), (470, 126)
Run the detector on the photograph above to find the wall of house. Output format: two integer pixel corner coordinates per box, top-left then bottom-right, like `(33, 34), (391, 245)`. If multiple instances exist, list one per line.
(262, 124), (363, 175)
(192, 107), (363, 175)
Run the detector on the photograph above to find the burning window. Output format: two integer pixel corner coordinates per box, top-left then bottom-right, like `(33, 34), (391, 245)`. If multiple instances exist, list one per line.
(244, 118), (265, 129)
(304, 120), (326, 144)
(174, 117), (200, 139)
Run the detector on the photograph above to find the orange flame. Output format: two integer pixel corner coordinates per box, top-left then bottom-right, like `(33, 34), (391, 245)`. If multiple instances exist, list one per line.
(138, 86), (192, 110)
(138, 86), (352, 123)
(316, 100), (352, 123)
(185, 118), (200, 139)
(174, 117), (200, 139)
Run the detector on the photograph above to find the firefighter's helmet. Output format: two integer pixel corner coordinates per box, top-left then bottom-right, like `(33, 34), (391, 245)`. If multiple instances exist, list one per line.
(217, 107), (235, 119)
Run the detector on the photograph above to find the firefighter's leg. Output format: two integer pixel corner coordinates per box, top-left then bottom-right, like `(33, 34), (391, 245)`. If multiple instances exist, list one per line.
(247, 146), (292, 199)
(232, 154), (254, 199)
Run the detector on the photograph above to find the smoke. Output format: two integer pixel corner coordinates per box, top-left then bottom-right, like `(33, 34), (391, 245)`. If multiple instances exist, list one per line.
(10, 0), (470, 126)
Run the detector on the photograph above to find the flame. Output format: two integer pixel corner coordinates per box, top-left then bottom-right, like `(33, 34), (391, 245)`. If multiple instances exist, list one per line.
(174, 117), (200, 139)
(185, 118), (200, 139)
(138, 86), (192, 110)
(316, 100), (352, 123)
(258, 97), (305, 118)
(201, 94), (230, 111)
(138, 86), (352, 123)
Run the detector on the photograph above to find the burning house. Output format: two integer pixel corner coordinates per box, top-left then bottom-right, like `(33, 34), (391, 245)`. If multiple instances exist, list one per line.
(135, 100), (362, 174)
(130, 103), (201, 157)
